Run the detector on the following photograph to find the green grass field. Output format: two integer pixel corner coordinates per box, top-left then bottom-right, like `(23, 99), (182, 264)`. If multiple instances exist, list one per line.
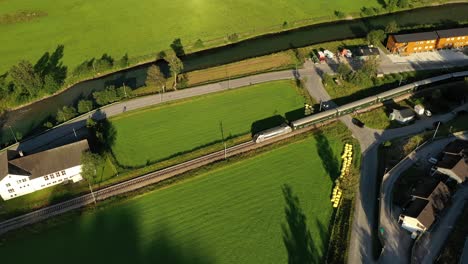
(0, 133), (346, 264)
(0, 0), (382, 73)
(111, 80), (306, 167)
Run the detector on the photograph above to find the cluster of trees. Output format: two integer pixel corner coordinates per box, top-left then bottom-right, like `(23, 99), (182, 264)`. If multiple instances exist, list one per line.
(72, 53), (129, 79)
(0, 45), (67, 105)
(334, 58), (379, 87)
(93, 85), (129, 106)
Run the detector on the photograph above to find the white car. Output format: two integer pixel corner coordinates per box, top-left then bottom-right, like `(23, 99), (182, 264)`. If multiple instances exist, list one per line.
(425, 110), (432, 117)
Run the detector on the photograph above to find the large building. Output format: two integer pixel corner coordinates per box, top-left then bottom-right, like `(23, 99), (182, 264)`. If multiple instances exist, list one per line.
(399, 181), (451, 233)
(436, 27), (468, 49)
(386, 27), (468, 55)
(0, 140), (89, 201)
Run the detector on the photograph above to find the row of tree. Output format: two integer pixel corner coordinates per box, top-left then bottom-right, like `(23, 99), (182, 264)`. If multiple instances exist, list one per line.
(0, 45), (67, 105)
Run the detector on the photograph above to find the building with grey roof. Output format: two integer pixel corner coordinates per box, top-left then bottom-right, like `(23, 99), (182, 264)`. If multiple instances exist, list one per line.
(399, 181), (451, 234)
(0, 140), (89, 200)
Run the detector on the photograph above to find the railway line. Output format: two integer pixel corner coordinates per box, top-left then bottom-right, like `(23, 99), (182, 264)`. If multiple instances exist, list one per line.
(1, 70), (467, 236)
(0, 127), (316, 236)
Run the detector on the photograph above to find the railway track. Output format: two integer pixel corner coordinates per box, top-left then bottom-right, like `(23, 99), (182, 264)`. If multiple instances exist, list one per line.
(0, 135), (303, 235)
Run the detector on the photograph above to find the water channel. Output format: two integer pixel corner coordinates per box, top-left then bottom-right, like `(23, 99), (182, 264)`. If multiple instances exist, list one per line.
(1, 3), (468, 144)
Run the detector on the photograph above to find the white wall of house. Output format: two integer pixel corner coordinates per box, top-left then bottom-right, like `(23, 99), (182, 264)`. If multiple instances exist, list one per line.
(400, 216), (426, 233)
(436, 167), (463, 183)
(0, 174), (33, 200)
(0, 165), (83, 201)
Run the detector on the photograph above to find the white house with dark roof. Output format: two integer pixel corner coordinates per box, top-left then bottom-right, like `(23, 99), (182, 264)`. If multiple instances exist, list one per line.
(0, 140), (89, 200)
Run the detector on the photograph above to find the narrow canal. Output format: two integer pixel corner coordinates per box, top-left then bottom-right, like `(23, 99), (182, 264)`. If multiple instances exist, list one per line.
(1, 3), (468, 144)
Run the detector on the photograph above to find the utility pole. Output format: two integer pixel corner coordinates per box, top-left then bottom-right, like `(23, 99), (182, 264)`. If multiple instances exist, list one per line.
(8, 126), (18, 143)
(432, 121), (441, 140)
(224, 142), (227, 160)
(89, 169), (97, 206)
(123, 83), (127, 98)
(319, 100), (323, 112)
(399, 75), (403, 86)
(73, 128), (77, 138)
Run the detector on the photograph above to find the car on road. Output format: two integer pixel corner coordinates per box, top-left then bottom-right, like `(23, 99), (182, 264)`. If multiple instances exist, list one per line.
(352, 118), (365, 128)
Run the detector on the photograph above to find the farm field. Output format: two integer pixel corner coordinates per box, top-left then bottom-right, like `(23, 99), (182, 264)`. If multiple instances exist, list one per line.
(0, 0), (383, 73)
(111, 80), (307, 167)
(0, 133), (347, 264)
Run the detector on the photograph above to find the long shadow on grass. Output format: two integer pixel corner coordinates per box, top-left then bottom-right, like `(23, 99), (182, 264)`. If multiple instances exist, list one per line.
(5, 207), (214, 264)
(313, 131), (339, 183)
(281, 184), (320, 264)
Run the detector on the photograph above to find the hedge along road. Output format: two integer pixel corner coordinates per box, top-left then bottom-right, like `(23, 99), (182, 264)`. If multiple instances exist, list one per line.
(2, 3), (468, 144)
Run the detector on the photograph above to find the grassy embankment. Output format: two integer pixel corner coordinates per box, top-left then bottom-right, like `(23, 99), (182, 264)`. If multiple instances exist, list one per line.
(0, 0), (385, 73)
(0, 124), (355, 264)
(0, 80), (312, 219)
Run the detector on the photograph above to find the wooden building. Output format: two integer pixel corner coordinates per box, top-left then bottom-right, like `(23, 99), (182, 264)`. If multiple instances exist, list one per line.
(386, 31), (438, 55)
(386, 26), (468, 55)
(435, 27), (468, 49)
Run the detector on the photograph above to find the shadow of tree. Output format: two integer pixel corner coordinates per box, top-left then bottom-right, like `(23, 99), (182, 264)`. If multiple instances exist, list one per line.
(281, 184), (319, 264)
(34, 45), (67, 86)
(313, 131), (340, 182)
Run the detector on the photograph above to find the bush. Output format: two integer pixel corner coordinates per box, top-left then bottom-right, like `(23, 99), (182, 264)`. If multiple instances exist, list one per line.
(43, 121), (53, 129)
(334, 10), (346, 19)
(93, 86), (120, 106)
(77, 100), (93, 114)
(366, 30), (386, 45)
(194, 39), (204, 49)
(361, 7), (376, 16)
(56, 106), (77, 123)
(227, 33), (239, 42)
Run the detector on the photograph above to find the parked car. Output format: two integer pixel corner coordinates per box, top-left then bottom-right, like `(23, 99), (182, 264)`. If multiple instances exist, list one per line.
(424, 110), (432, 117)
(352, 118), (365, 128)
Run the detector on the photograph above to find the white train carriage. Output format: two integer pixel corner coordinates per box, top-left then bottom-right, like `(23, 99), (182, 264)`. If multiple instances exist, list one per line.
(253, 124), (292, 143)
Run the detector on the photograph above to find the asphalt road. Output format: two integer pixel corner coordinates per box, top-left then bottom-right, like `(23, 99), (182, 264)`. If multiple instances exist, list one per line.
(414, 183), (468, 264)
(302, 59), (468, 264)
(1, 54), (466, 263)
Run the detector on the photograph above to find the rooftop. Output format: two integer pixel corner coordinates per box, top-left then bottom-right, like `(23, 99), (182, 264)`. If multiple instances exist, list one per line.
(443, 139), (468, 155)
(392, 31), (439, 43)
(403, 181), (451, 228)
(3, 140), (89, 180)
(355, 46), (380, 57)
(436, 27), (468, 38)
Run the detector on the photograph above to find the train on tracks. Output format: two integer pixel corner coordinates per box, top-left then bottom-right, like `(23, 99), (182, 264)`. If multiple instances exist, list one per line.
(253, 71), (468, 143)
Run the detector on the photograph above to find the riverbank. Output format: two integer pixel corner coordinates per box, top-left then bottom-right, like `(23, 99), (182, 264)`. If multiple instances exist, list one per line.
(2, 2), (468, 113)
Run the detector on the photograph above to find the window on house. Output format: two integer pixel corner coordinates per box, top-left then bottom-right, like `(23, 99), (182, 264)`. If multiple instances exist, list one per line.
(61, 171), (66, 176)
(50, 174), (55, 179)
(5, 183), (11, 187)
(17, 180), (21, 184)
(431, 40), (435, 43)
(56, 172), (60, 177)
(53, 181), (56, 184)
(22, 179), (27, 182)
(44, 176), (49, 180)
(7, 188), (15, 193)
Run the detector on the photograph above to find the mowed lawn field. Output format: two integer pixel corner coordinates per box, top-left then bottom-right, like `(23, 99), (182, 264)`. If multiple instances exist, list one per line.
(0, 0), (382, 72)
(111, 80), (305, 167)
(0, 134), (345, 264)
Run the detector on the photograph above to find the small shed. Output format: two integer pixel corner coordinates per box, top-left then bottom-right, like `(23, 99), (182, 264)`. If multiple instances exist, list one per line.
(389, 108), (415, 124)
(414, 104), (425, 115)
(354, 46), (380, 60)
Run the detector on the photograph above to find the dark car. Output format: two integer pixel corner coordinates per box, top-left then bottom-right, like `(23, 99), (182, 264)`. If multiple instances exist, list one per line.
(352, 118), (365, 128)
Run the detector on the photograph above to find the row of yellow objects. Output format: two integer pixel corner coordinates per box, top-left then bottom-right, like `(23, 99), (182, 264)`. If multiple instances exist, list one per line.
(331, 143), (353, 208)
